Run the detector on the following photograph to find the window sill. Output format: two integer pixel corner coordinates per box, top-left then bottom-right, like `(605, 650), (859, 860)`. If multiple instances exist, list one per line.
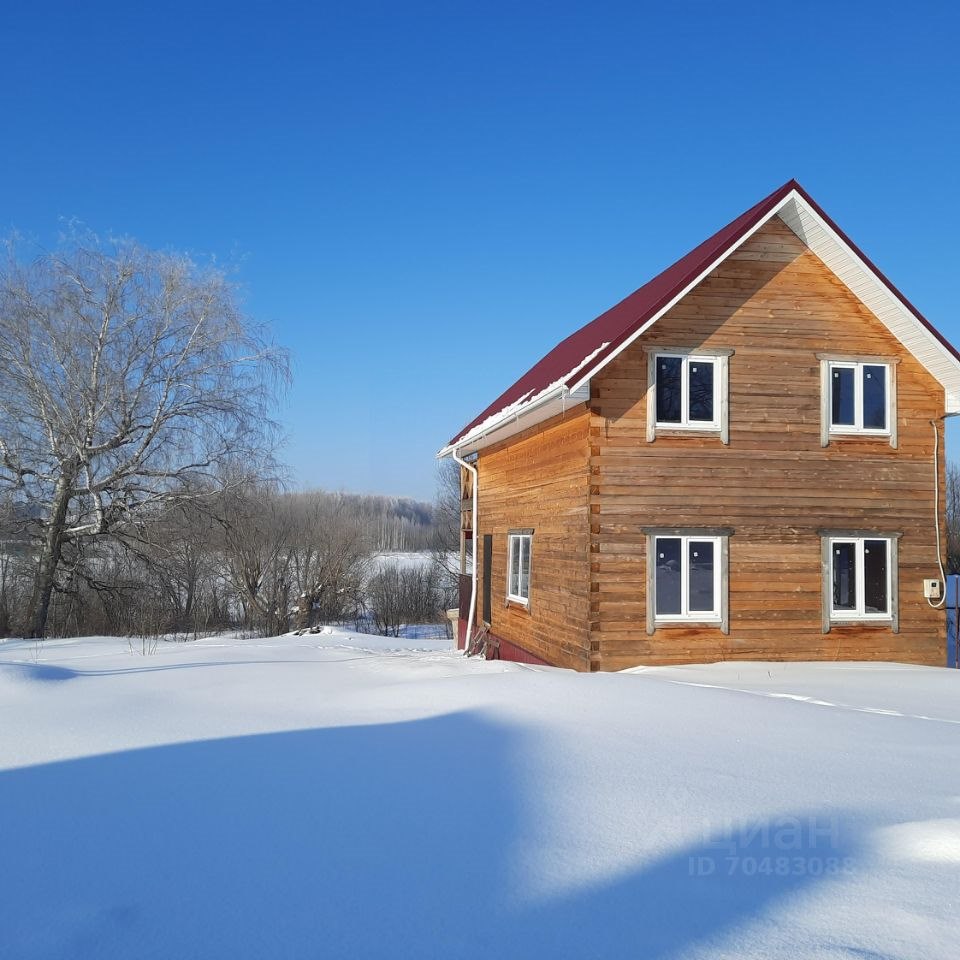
(828, 430), (890, 438)
(505, 598), (530, 613)
(654, 619), (723, 629)
(653, 426), (722, 438)
(829, 618), (894, 627)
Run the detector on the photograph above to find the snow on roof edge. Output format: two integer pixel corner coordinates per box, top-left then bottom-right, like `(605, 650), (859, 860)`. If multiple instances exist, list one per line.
(437, 341), (609, 457)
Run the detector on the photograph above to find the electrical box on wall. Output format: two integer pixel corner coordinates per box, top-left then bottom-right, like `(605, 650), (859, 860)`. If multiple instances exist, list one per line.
(923, 579), (942, 600)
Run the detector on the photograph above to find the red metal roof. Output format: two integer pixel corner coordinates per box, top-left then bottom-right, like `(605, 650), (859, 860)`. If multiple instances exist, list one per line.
(447, 179), (959, 447)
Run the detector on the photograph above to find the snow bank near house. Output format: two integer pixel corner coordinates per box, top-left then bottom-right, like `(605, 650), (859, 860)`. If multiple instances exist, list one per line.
(310, 622), (452, 650)
(1, 634), (958, 959)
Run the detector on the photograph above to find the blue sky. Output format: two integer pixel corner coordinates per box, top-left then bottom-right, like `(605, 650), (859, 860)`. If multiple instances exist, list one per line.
(1, 1), (958, 500)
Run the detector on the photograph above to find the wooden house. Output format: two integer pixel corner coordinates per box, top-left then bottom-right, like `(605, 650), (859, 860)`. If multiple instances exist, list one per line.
(439, 180), (960, 670)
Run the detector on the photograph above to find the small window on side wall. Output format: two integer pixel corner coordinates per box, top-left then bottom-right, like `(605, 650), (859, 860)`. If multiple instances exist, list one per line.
(819, 356), (897, 447)
(646, 349), (732, 444)
(507, 532), (532, 605)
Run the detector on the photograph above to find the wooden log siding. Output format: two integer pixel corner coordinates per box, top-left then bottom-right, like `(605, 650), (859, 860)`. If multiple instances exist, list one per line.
(474, 406), (592, 669)
(586, 215), (946, 670)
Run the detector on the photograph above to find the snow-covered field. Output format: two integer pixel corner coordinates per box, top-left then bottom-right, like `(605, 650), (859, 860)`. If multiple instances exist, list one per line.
(2, 633), (959, 959)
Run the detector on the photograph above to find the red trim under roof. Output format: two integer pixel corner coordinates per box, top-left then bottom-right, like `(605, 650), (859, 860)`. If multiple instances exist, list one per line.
(447, 179), (959, 447)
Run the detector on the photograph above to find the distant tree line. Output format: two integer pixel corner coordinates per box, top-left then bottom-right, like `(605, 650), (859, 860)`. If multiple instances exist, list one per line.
(319, 492), (441, 554)
(0, 481), (458, 640)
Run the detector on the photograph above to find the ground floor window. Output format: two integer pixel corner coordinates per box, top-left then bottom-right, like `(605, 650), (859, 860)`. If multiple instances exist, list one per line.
(655, 536), (720, 619)
(820, 531), (899, 632)
(828, 536), (892, 619)
(645, 528), (730, 633)
(507, 531), (532, 604)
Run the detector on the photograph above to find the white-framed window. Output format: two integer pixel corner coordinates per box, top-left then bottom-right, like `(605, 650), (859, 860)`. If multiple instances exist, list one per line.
(507, 532), (532, 604)
(654, 353), (720, 429)
(828, 360), (890, 435)
(828, 536), (892, 620)
(653, 534), (722, 621)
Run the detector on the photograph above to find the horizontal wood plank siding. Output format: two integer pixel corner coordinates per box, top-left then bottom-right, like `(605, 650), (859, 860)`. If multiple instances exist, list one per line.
(589, 216), (946, 669)
(475, 406), (591, 669)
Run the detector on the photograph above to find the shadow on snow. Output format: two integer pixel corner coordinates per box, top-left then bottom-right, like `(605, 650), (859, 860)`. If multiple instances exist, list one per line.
(0, 712), (860, 959)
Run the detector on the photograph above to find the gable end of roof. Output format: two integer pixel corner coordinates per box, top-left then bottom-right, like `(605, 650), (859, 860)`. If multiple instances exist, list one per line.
(442, 180), (960, 455)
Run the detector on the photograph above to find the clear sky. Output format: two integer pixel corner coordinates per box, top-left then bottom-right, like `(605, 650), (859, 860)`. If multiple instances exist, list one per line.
(2, 1), (958, 500)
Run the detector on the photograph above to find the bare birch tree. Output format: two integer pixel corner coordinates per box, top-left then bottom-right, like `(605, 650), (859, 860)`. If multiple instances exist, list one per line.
(0, 232), (289, 637)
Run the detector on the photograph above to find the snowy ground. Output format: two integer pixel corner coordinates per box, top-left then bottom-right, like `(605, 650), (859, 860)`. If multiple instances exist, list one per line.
(1, 633), (959, 959)
(344, 619), (452, 641)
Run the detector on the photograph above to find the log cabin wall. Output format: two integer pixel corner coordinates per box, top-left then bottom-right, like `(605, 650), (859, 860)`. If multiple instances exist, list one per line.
(475, 407), (592, 669)
(589, 215), (947, 670)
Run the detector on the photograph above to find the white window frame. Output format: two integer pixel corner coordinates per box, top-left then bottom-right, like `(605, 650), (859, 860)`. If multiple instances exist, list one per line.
(828, 536), (892, 621)
(653, 534), (722, 622)
(653, 353), (721, 431)
(507, 532), (532, 605)
(827, 360), (891, 436)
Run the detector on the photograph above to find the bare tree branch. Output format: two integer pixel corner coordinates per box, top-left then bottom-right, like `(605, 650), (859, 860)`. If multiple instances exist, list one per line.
(0, 229), (290, 636)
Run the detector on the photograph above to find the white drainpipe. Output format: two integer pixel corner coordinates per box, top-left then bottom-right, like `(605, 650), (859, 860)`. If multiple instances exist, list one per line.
(451, 447), (479, 652)
(928, 415), (957, 608)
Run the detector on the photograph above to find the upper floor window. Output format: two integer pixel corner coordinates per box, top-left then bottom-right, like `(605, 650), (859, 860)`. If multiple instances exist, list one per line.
(646, 348), (732, 443)
(818, 354), (898, 447)
(507, 531), (532, 604)
(829, 361), (890, 434)
(655, 354), (718, 428)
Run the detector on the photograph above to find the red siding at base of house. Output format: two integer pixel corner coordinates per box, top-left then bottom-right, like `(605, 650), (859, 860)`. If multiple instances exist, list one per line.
(457, 620), (551, 666)
(493, 634), (552, 666)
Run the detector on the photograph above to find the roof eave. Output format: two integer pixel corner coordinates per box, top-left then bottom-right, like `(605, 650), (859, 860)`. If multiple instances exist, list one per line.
(563, 188), (800, 395)
(437, 381), (585, 458)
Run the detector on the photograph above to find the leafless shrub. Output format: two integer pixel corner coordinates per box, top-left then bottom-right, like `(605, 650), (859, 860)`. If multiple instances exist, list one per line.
(367, 563), (443, 637)
(219, 482), (295, 638)
(287, 491), (370, 630)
